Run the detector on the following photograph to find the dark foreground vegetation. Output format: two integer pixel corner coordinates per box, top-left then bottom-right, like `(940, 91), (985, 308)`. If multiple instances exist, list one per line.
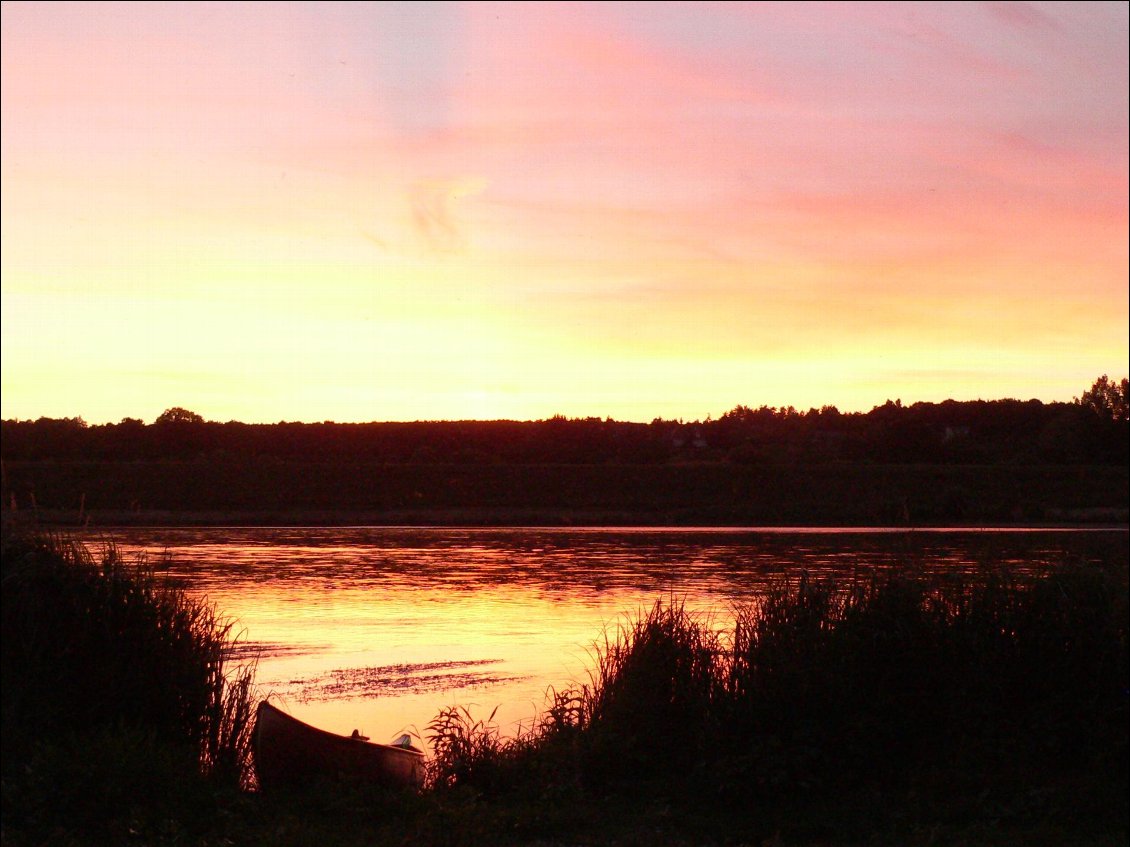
(3, 521), (1127, 846)
(4, 379), (1128, 527)
(1, 525), (256, 844)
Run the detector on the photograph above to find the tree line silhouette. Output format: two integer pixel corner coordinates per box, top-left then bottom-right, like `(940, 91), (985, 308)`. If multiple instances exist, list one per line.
(3, 377), (1126, 466)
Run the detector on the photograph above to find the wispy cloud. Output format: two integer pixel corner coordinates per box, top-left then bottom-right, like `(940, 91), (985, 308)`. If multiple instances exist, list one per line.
(408, 177), (486, 254)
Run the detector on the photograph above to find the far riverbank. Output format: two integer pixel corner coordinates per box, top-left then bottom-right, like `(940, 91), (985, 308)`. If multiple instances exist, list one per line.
(5, 460), (1127, 528)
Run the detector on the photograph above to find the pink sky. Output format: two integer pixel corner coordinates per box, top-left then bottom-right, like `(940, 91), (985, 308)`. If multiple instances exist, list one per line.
(2, 1), (1127, 423)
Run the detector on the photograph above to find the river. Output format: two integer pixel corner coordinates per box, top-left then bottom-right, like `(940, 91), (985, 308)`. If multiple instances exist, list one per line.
(80, 525), (1126, 749)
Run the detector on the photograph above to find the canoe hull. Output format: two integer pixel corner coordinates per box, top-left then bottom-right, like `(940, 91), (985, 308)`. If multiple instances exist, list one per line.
(254, 701), (425, 790)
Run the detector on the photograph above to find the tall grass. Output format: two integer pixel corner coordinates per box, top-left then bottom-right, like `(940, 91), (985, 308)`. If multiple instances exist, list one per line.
(576, 601), (724, 793)
(427, 559), (1128, 816)
(427, 705), (509, 790)
(1, 521), (258, 839)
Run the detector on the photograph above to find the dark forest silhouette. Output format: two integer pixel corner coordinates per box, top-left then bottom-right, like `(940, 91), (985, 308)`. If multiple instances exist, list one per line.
(3, 377), (1127, 466)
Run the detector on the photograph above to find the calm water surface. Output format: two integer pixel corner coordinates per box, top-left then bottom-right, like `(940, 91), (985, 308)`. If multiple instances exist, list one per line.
(82, 526), (1126, 749)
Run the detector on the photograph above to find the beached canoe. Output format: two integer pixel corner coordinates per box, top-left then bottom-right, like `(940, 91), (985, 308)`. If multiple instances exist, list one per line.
(254, 700), (426, 790)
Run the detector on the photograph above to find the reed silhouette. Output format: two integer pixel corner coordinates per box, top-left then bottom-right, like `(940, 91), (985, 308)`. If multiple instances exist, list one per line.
(426, 562), (1128, 814)
(1, 522), (257, 839)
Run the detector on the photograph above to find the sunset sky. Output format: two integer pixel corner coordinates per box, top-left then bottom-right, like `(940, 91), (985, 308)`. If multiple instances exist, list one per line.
(2, 1), (1127, 424)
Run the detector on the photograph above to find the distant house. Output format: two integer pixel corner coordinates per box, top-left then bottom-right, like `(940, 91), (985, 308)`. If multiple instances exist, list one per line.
(943, 426), (970, 443)
(669, 427), (708, 450)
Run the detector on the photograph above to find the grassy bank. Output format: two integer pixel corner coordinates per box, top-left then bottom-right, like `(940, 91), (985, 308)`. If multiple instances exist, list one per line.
(1, 523), (256, 844)
(2, 521), (1127, 845)
(413, 555), (1128, 845)
(5, 459), (1129, 526)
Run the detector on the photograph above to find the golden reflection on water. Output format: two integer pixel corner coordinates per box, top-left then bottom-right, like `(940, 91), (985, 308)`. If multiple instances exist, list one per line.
(230, 582), (637, 738)
(85, 526), (1119, 748)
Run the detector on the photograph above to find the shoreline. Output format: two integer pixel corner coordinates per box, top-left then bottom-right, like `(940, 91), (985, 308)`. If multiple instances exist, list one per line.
(14, 507), (1130, 531)
(6, 459), (1127, 530)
